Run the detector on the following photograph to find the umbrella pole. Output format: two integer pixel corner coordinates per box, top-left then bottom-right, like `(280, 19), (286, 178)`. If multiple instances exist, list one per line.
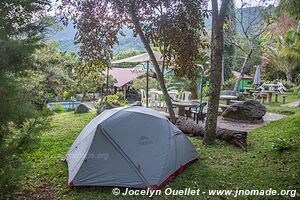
(106, 66), (109, 95)
(200, 70), (204, 103)
(146, 61), (149, 108)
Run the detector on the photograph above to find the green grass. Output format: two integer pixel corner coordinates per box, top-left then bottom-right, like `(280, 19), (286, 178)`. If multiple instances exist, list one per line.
(16, 107), (300, 199)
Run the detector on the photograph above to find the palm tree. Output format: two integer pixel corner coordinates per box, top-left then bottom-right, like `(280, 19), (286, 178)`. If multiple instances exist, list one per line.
(263, 29), (300, 82)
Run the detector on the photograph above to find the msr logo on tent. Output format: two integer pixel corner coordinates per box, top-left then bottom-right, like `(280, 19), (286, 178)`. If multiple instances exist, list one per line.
(138, 136), (153, 145)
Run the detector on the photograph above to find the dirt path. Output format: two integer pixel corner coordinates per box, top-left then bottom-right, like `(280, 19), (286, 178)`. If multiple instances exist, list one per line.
(216, 112), (284, 132)
(281, 101), (300, 108)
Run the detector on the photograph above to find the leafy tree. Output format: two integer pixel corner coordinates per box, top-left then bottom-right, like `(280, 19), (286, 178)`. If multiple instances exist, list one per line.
(0, 0), (52, 195)
(204, 0), (230, 144)
(230, 1), (273, 91)
(223, 0), (236, 80)
(29, 43), (77, 104)
(0, 1), (53, 72)
(59, 0), (207, 123)
(132, 76), (157, 91)
(263, 29), (300, 82)
(72, 62), (109, 101)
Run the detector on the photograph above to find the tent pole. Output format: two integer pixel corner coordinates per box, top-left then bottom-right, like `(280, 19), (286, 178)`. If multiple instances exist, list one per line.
(146, 61), (149, 108)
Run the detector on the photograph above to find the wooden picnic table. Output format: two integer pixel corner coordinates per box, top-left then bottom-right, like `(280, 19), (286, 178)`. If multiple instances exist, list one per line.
(220, 95), (238, 105)
(172, 100), (199, 116)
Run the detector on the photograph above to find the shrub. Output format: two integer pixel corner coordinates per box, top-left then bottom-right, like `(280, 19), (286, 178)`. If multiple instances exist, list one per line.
(292, 85), (300, 95)
(132, 77), (157, 91)
(202, 85), (210, 97)
(223, 77), (237, 90)
(0, 108), (50, 196)
(272, 138), (292, 152)
(106, 94), (120, 105)
(52, 104), (65, 113)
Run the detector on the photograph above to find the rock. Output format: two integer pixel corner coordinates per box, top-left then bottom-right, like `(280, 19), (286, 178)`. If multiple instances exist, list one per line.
(130, 101), (143, 106)
(96, 102), (118, 115)
(74, 103), (92, 114)
(222, 100), (266, 123)
(220, 90), (243, 100)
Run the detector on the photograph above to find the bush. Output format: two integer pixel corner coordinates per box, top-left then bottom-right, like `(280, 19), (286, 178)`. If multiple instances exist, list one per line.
(292, 85), (300, 95)
(132, 77), (157, 91)
(52, 104), (65, 113)
(202, 85), (210, 97)
(0, 108), (50, 196)
(223, 77), (237, 90)
(272, 138), (292, 152)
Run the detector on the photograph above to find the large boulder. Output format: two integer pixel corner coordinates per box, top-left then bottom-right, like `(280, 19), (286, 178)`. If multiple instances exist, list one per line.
(222, 100), (266, 123)
(96, 102), (118, 115)
(220, 90), (243, 100)
(75, 103), (92, 114)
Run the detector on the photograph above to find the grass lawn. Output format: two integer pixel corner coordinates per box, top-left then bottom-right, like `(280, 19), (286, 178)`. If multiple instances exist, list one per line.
(17, 104), (300, 199)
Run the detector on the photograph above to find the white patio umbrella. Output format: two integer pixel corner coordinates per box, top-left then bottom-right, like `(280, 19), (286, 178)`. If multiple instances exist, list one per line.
(253, 65), (261, 85)
(111, 51), (163, 107)
(111, 51), (163, 64)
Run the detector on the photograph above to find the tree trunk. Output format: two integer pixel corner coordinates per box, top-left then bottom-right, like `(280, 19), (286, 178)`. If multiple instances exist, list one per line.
(204, 0), (230, 145)
(286, 69), (293, 83)
(130, 8), (176, 123)
(176, 117), (248, 150)
(188, 80), (198, 99)
(234, 49), (253, 91)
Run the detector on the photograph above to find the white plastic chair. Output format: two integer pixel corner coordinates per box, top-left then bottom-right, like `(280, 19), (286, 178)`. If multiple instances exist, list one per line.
(140, 89), (146, 106)
(149, 91), (160, 108)
(179, 91), (191, 101)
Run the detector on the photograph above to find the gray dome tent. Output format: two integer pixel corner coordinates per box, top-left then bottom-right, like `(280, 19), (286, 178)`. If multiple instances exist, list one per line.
(66, 106), (198, 189)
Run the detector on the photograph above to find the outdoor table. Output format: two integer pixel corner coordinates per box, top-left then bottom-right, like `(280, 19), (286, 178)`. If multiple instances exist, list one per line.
(220, 95), (238, 105)
(171, 100), (199, 116)
(263, 90), (275, 103)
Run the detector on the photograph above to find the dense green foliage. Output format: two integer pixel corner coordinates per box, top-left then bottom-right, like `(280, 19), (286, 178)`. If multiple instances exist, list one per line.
(263, 29), (300, 82)
(0, 0), (54, 195)
(132, 76), (157, 91)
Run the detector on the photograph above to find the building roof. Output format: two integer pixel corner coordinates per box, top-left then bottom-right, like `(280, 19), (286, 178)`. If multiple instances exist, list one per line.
(232, 71), (253, 79)
(109, 68), (145, 88)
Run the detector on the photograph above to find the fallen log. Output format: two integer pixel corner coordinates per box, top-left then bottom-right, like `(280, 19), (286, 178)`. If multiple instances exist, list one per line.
(175, 116), (248, 151)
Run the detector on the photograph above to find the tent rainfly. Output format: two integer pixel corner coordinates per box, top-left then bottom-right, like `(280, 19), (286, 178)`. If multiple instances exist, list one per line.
(65, 106), (198, 189)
